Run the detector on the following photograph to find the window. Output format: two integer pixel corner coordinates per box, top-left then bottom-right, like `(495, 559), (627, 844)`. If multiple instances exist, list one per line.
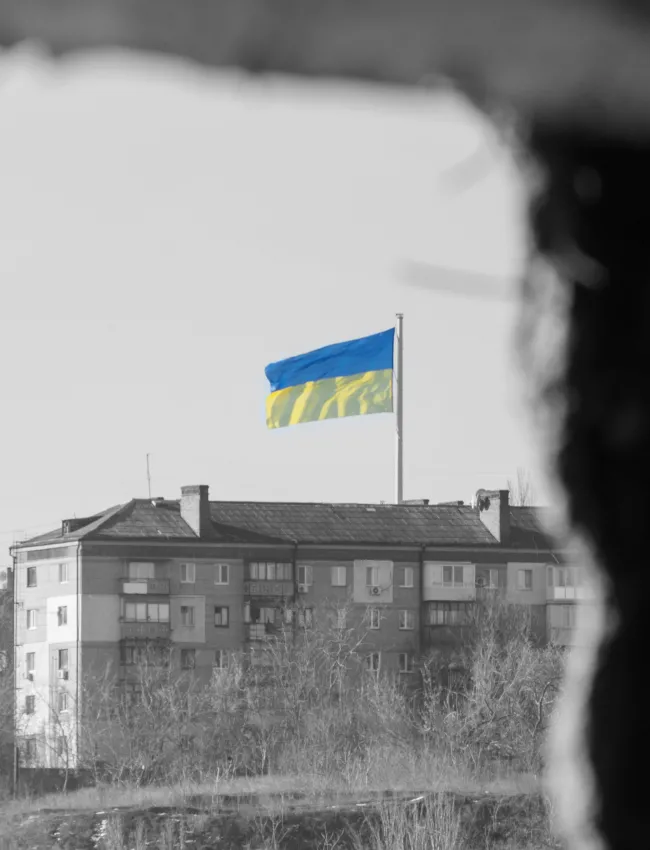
(147, 603), (169, 622)
(331, 566), (347, 586)
(428, 563), (473, 587)
(399, 610), (415, 630)
(26, 652), (35, 673)
(243, 602), (251, 624)
(518, 569), (533, 590)
(214, 650), (229, 670)
(248, 562), (292, 581)
(297, 565), (313, 586)
(214, 606), (229, 627)
(59, 563), (69, 584)
(122, 645), (138, 666)
(550, 604), (577, 629)
(259, 607), (275, 624)
(58, 649), (69, 671)
(366, 652), (381, 673)
(57, 606), (68, 627)
(26, 567), (37, 588)
(400, 567), (414, 588)
(58, 692), (69, 712)
(26, 609), (37, 630)
(180, 563), (196, 583)
(180, 649), (195, 669)
(128, 562), (154, 580)
(443, 565), (464, 586)
(214, 563), (230, 584)
(427, 602), (472, 626)
(297, 608), (313, 629)
(180, 606), (195, 627)
(124, 602), (169, 622)
(399, 653), (414, 674)
(366, 565), (380, 587)
(369, 608), (380, 629)
(24, 739), (37, 762)
(25, 695), (35, 715)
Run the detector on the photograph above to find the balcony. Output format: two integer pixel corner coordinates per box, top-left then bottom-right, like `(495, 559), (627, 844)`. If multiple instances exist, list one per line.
(547, 586), (593, 601)
(244, 580), (293, 598)
(120, 621), (171, 640)
(120, 578), (170, 595)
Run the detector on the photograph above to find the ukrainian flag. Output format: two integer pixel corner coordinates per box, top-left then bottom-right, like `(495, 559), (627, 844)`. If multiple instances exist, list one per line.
(265, 328), (395, 429)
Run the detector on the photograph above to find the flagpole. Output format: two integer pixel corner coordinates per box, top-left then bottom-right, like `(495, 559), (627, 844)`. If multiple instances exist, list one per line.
(395, 313), (404, 504)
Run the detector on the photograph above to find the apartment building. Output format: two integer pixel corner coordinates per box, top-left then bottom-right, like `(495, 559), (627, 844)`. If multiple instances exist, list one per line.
(9, 484), (585, 768)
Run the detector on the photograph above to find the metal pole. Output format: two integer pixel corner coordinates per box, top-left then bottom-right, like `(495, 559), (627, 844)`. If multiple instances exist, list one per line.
(146, 454), (152, 499)
(395, 314), (404, 504)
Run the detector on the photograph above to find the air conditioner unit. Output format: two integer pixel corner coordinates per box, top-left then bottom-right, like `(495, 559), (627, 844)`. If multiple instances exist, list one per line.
(26, 672), (33, 682)
(57, 670), (69, 680)
(298, 583), (309, 594)
(370, 586), (381, 596)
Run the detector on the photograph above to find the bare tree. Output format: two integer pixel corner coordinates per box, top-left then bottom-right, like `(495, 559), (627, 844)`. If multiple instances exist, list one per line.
(507, 467), (536, 507)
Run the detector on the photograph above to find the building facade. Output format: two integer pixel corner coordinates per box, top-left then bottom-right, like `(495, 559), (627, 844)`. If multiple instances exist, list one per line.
(9, 485), (586, 768)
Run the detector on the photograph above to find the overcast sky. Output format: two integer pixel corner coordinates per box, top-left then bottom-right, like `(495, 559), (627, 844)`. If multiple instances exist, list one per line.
(0, 47), (546, 559)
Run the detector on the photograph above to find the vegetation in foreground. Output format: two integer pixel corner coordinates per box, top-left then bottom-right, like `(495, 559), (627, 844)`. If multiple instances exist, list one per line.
(1, 595), (566, 848)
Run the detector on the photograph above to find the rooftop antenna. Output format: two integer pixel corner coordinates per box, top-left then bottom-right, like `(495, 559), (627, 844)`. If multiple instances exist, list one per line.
(146, 454), (152, 500)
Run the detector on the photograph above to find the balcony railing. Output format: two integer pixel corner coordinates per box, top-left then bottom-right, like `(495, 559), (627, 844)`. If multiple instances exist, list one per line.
(120, 578), (170, 595)
(244, 580), (293, 597)
(547, 586), (593, 601)
(120, 621), (171, 639)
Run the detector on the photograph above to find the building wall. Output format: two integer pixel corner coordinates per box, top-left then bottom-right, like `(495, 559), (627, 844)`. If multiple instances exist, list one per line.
(11, 536), (585, 766)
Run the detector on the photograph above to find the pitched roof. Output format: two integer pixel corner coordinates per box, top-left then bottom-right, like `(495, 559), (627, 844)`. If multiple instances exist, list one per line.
(208, 501), (497, 546)
(15, 498), (555, 550)
(509, 507), (554, 549)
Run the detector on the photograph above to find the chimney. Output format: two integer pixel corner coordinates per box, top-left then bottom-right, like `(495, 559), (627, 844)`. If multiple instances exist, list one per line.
(475, 489), (510, 545)
(180, 485), (211, 537)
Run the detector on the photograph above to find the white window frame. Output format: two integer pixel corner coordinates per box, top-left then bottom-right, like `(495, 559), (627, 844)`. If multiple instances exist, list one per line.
(399, 610), (415, 630)
(57, 606), (68, 627)
(180, 606), (195, 627)
(366, 565), (380, 587)
(331, 566), (347, 587)
(27, 609), (37, 630)
(26, 566), (37, 588)
(297, 564), (313, 586)
(58, 692), (69, 713)
(180, 562), (196, 584)
(214, 606), (229, 627)
(366, 652), (381, 673)
(26, 652), (35, 673)
(517, 568), (533, 591)
(214, 563), (230, 585)
(427, 563), (474, 588)
(399, 652), (414, 674)
(59, 563), (69, 584)
(369, 608), (380, 629)
(214, 649), (229, 671)
(400, 567), (414, 588)
(58, 649), (69, 671)
(25, 695), (35, 715)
